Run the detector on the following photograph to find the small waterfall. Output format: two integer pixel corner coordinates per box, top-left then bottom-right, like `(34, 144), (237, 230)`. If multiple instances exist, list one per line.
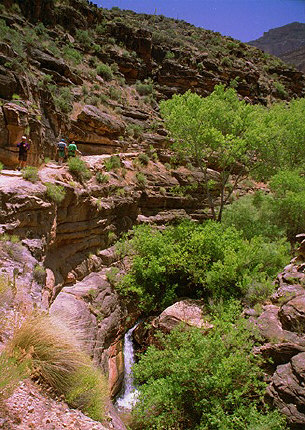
(116, 323), (139, 410)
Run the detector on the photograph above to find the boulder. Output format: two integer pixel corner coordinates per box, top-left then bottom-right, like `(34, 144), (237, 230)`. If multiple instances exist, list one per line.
(134, 299), (213, 349)
(267, 353), (305, 427)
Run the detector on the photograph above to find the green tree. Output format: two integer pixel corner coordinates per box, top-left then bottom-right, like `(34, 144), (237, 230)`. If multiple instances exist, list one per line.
(160, 85), (256, 221)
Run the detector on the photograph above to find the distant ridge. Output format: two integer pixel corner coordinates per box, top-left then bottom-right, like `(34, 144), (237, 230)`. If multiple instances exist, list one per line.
(248, 22), (305, 72)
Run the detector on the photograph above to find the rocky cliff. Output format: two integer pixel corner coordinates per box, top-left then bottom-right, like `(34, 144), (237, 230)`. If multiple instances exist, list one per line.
(249, 22), (305, 72)
(1, 1), (305, 428)
(0, 1), (304, 169)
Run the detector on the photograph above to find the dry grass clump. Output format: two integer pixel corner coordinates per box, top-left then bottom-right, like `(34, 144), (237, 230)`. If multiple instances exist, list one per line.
(7, 313), (108, 421)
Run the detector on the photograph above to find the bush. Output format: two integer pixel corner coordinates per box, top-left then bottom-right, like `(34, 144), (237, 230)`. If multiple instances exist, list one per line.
(0, 161), (3, 171)
(116, 221), (289, 312)
(96, 172), (109, 184)
(138, 153), (149, 166)
(96, 63), (113, 81)
(135, 172), (147, 188)
(45, 182), (66, 204)
(68, 158), (92, 182)
(33, 264), (46, 285)
(75, 29), (93, 49)
(104, 155), (121, 171)
(53, 87), (73, 113)
(8, 314), (108, 421)
(222, 192), (283, 241)
(135, 78), (154, 96)
(62, 45), (83, 65)
(132, 301), (287, 430)
(22, 166), (39, 182)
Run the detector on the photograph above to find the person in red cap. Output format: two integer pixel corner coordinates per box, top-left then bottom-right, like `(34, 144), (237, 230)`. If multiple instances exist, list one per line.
(17, 135), (30, 170)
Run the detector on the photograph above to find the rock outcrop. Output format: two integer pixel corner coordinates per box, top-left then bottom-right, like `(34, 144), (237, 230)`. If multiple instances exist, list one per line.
(133, 299), (213, 350)
(253, 237), (305, 428)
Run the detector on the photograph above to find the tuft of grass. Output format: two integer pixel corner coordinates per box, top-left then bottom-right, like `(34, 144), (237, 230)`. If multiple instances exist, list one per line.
(22, 166), (39, 183)
(96, 172), (109, 184)
(8, 314), (108, 421)
(104, 155), (121, 172)
(138, 153), (149, 166)
(0, 352), (30, 403)
(66, 365), (108, 422)
(45, 182), (66, 204)
(136, 172), (147, 188)
(68, 158), (92, 182)
(0, 162), (3, 171)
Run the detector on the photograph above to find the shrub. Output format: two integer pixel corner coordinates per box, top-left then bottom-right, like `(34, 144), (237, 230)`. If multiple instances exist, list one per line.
(75, 29), (93, 49)
(22, 166), (39, 182)
(96, 63), (113, 81)
(0, 161), (3, 171)
(138, 153), (149, 166)
(62, 45), (83, 65)
(135, 172), (147, 188)
(53, 87), (73, 113)
(132, 301), (288, 430)
(8, 314), (108, 421)
(135, 78), (154, 96)
(68, 158), (92, 182)
(274, 81), (287, 98)
(33, 264), (46, 285)
(126, 123), (143, 139)
(222, 192), (283, 241)
(96, 172), (109, 184)
(108, 86), (121, 101)
(45, 182), (66, 204)
(104, 155), (121, 171)
(116, 221), (289, 312)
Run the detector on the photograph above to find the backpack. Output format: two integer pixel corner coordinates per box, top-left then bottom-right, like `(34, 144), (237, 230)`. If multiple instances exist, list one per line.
(57, 141), (66, 151)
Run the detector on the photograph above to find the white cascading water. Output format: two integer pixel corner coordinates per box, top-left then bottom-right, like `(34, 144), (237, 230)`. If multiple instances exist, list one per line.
(116, 323), (139, 410)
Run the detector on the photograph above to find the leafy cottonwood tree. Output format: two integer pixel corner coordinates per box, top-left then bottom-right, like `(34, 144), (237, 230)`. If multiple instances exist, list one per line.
(159, 85), (258, 221)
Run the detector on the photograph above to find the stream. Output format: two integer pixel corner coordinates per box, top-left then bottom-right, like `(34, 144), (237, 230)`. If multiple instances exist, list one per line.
(116, 323), (139, 410)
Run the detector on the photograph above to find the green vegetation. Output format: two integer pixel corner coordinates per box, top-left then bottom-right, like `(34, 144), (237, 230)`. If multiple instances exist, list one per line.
(33, 264), (46, 285)
(7, 314), (108, 421)
(45, 182), (66, 204)
(96, 172), (109, 184)
(104, 155), (121, 171)
(137, 153), (149, 166)
(0, 161), (3, 171)
(22, 166), (39, 182)
(160, 85), (256, 221)
(135, 172), (147, 188)
(115, 221), (289, 312)
(96, 62), (113, 81)
(0, 352), (30, 403)
(132, 301), (287, 430)
(223, 170), (305, 243)
(68, 158), (92, 182)
(160, 85), (305, 221)
(135, 78), (154, 96)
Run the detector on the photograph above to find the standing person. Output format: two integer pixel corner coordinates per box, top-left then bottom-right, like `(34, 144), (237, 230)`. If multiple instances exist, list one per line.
(17, 135), (30, 171)
(56, 138), (67, 165)
(68, 141), (82, 158)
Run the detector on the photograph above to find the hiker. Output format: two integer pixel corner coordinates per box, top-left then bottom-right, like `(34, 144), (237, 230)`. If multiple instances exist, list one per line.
(68, 141), (82, 158)
(17, 135), (30, 170)
(56, 138), (67, 165)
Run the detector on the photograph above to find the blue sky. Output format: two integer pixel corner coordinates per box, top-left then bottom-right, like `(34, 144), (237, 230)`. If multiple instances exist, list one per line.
(93, 0), (305, 42)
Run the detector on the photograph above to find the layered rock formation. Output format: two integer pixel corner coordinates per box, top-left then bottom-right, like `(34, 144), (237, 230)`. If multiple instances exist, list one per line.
(249, 22), (305, 72)
(252, 236), (305, 428)
(0, 1), (304, 168)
